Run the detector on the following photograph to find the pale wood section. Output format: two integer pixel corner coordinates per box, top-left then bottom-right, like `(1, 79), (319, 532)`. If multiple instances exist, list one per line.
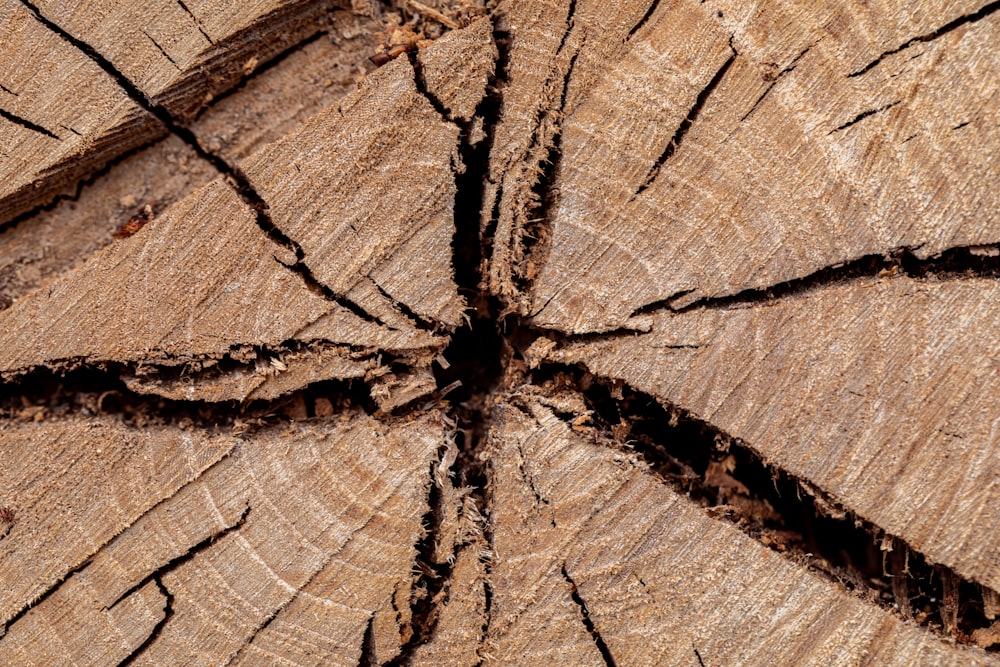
(0, 416), (237, 627)
(0, 12), (381, 310)
(0, 578), (165, 666)
(546, 276), (1000, 593)
(143, 414), (439, 665)
(485, 394), (996, 666)
(418, 17), (498, 122)
(0, 178), (441, 384)
(0, 0), (159, 226)
(29, 0), (337, 120)
(241, 37), (492, 329)
(0, 412), (443, 665)
(485, 0), (999, 332)
(412, 539), (489, 667)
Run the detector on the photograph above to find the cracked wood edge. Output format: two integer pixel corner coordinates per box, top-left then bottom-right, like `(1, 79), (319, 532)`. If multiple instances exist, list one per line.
(0, 24), (499, 398)
(0, 13), (381, 313)
(0, 415), (238, 629)
(544, 275), (1000, 594)
(0, 0), (340, 226)
(0, 411), (445, 666)
(483, 394), (996, 666)
(485, 0), (999, 333)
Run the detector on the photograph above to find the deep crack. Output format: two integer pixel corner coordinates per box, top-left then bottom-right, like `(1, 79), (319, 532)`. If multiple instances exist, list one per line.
(17, 0), (384, 326)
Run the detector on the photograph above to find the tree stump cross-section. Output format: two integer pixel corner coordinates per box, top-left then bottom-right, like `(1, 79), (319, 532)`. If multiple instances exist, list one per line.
(0, 0), (999, 665)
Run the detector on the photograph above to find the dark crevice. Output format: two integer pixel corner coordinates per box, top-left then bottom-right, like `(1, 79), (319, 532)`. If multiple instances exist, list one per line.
(0, 360), (381, 430)
(383, 451), (452, 666)
(634, 41), (736, 196)
(830, 100), (900, 133)
(142, 29), (181, 70)
(370, 279), (439, 332)
(513, 45), (580, 298)
(523, 363), (996, 645)
(407, 51), (450, 120)
(632, 244), (1000, 317)
(359, 616), (378, 667)
(848, 1), (1000, 78)
(116, 576), (174, 667)
(626, 0), (662, 39)
(18, 0), (383, 326)
(176, 0), (214, 45)
(108, 504), (250, 610)
(1, 559), (90, 636)
(0, 84), (18, 96)
(558, 0), (579, 53)
(0, 106), (59, 140)
(562, 565), (618, 667)
(740, 43), (814, 122)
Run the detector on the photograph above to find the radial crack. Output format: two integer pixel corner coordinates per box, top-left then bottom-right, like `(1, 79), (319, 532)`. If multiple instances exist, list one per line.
(829, 100), (900, 133)
(848, 1), (1000, 77)
(16, 0), (384, 325)
(0, 106), (59, 139)
(116, 576), (174, 667)
(634, 40), (736, 197)
(562, 565), (617, 667)
(107, 504), (250, 610)
(630, 244), (1000, 316)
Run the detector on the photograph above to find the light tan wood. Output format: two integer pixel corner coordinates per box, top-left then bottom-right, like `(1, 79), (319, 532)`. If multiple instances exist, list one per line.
(0, 0), (340, 226)
(1, 1), (998, 663)
(0, 411), (445, 665)
(0, 0), (158, 226)
(485, 393), (995, 666)
(544, 276), (1000, 594)
(0, 30), (500, 397)
(485, 0), (999, 332)
(0, 415), (237, 627)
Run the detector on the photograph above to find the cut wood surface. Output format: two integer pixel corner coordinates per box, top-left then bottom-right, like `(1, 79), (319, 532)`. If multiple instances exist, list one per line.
(483, 395), (993, 666)
(542, 276), (1000, 592)
(1, 0), (999, 664)
(0, 0), (338, 226)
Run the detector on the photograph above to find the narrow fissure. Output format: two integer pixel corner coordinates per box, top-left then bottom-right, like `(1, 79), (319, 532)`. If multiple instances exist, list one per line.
(386, 18), (510, 663)
(522, 362), (996, 646)
(830, 100), (901, 133)
(0, 106), (59, 140)
(631, 244), (1000, 318)
(108, 504), (250, 610)
(116, 576), (174, 667)
(18, 0), (383, 326)
(848, 0), (1000, 78)
(562, 565), (618, 667)
(633, 39), (736, 197)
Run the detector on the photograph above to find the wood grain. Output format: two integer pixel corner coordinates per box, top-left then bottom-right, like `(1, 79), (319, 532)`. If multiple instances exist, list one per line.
(485, 393), (996, 666)
(546, 276), (1000, 593)
(0, 415), (237, 628)
(487, 0), (999, 332)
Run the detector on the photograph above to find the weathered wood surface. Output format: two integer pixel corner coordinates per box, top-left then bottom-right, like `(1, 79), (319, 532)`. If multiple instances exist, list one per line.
(542, 276), (1000, 593)
(0, 21), (497, 399)
(481, 395), (994, 666)
(0, 0), (337, 225)
(0, 410), (445, 665)
(1, 0), (999, 664)
(485, 0), (999, 332)
(0, 10), (379, 309)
